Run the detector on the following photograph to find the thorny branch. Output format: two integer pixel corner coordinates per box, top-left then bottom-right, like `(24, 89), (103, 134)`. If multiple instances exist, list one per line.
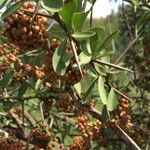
(93, 59), (134, 73)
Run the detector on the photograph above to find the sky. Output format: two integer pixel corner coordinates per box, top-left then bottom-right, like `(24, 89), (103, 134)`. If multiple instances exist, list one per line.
(0, 0), (121, 18)
(86, 0), (121, 18)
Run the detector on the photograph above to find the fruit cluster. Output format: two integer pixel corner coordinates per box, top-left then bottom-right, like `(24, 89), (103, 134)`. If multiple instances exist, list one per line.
(107, 97), (143, 145)
(31, 123), (52, 142)
(44, 38), (83, 87)
(0, 41), (45, 82)
(18, 62), (45, 79)
(46, 139), (65, 150)
(56, 92), (75, 112)
(0, 132), (26, 150)
(4, 1), (48, 50)
(70, 136), (90, 150)
(64, 65), (83, 85)
(76, 114), (102, 140)
(44, 48), (60, 88)
(107, 97), (132, 133)
(0, 43), (19, 75)
(0, 140), (26, 150)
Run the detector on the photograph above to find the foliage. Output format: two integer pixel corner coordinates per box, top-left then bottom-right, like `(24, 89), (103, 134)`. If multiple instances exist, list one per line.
(0, 0), (149, 149)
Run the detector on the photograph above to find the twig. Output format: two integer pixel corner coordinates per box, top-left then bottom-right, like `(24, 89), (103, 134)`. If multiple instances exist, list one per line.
(8, 108), (22, 128)
(21, 99), (25, 132)
(23, 110), (36, 127)
(0, 112), (7, 116)
(49, 116), (54, 128)
(90, 5), (93, 28)
(8, 107), (36, 127)
(66, 85), (81, 112)
(40, 102), (45, 122)
(89, 107), (102, 119)
(93, 59), (134, 73)
(50, 113), (75, 125)
(0, 95), (58, 101)
(68, 36), (83, 77)
(115, 15), (150, 64)
(122, 2), (134, 39)
(115, 123), (142, 150)
(0, 129), (9, 138)
(21, 8), (52, 18)
(31, 0), (39, 25)
(112, 86), (135, 104)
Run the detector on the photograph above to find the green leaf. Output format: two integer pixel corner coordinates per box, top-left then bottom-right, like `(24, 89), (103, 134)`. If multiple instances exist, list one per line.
(74, 82), (81, 94)
(72, 31), (95, 41)
(41, 0), (63, 12)
(1, 70), (12, 89)
(96, 31), (119, 53)
(35, 79), (42, 91)
(18, 81), (28, 99)
(88, 0), (96, 4)
(86, 40), (92, 54)
(62, 52), (73, 66)
(1, 0), (24, 20)
(26, 77), (35, 90)
(64, 135), (72, 146)
(60, 0), (76, 29)
(119, 72), (131, 87)
(107, 88), (118, 111)
(98, 76), (107, 105)
(79, 51), (91, 65)
(72, 11), (89, 31)
(76, 0), (83, 11)
(0, 0), (6, 5)
(82, 77), (98, 104)
(101, 105), (109, 122)
(0, 0), (7, 9)
(52, 39), (69, 76)
(136, 12), (150, 30)
(88, 27), (104, 53)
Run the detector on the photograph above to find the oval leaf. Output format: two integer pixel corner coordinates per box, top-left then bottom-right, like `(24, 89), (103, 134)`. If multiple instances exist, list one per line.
(1, 70), (12, 89)
(60, 0), (76, 29)
(79, 51), (91, 65)
(0, 0), (7, 9)
(82, 77), (98, 104)
(18, 81), (28, 99)
(107, 88), (118, 111)
(41, 0), (63, 12)
(98, 76), (107, 104)
(96, 31), (119, 53)
(89, 27), (104, 53)
(1, 0), (24, 20)
(72, 31), (95, 41)
(72, 11), (89, 31)
(52, 39), (69, 76)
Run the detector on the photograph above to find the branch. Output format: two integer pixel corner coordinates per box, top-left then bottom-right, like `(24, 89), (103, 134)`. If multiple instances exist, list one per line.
(115, 15), (150, 64)
(68, 36), (83, 77)
(8, 107), (36, 128)
(23, 110), (36, 127)
(112, 86), (135, 104)
(115, 123), (142, 150)
(93, 59), (134, 73)
(122, 2), (134, 39)
(0, 95), (58, 102)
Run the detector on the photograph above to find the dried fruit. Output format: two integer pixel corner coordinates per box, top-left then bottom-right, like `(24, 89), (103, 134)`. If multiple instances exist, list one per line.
(4, 1), (48, 50)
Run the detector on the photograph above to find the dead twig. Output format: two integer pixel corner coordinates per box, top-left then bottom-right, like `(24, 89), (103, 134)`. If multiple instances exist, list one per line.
(93, 59), (134, 73)
(115, 123), (142, 150)
(68, 36), (83, 77)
